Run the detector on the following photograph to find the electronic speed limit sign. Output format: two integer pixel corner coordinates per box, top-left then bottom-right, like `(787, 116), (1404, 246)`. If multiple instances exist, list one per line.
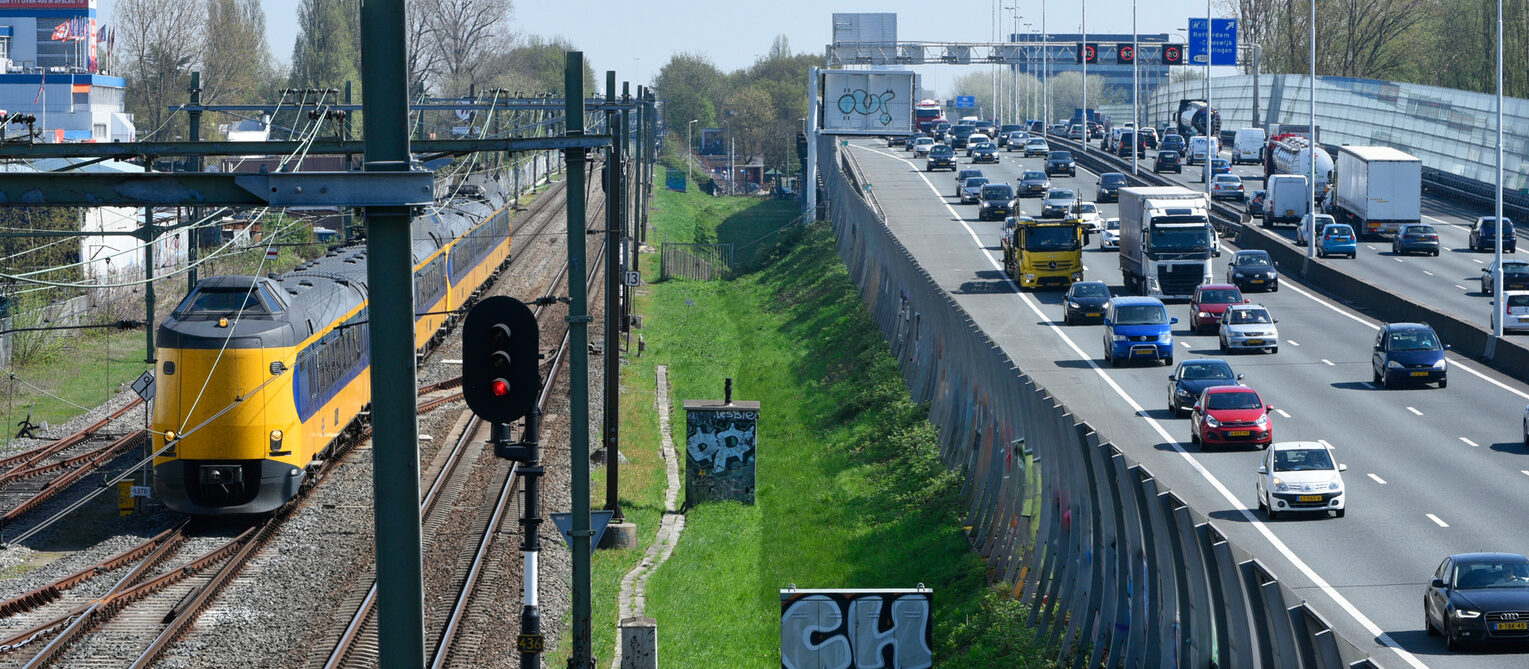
(1117, 44), (1135, 64)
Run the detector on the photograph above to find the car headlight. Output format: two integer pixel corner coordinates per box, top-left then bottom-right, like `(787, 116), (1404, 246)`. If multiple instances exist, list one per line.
(1255, 414), (1269, 426)
(1328, 478), (1342, 491)
(1071, 272), (1083, 282)
(1160, 334), (1172, 344)
(1272, 477), (1288, 492)
(1265, 271), (1276, 278)
(1176, 388), (1192, 397)
(1387, 360), (1403, 369)
(1067, 301), (1079, 308)
(1024, 273), (1036, 282)
(1433, 359), (1447, 370)
(1452, 608), (1482, 619)
(1198, 311), (1211, 318)
(1147, 276), (1161, 290)
(1112, 334), (1128, 342)
(1204, 414), (1220, 428)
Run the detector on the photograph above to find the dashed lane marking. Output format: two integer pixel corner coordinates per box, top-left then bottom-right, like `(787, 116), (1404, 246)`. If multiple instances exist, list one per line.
(1427, 514), (1449, 528)
(1275, 409), (1291, 418)
(1287, 340), (1299, 346)
(1407, 407), (1424, 416)
(1368, 473), (1387, 485)
(1459, 437), (1479, 447)
(1423, 270), (1435, 276)
(1322, 359), (1335, 366)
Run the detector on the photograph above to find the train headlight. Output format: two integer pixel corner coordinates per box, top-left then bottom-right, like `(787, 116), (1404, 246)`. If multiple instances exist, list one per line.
(164, 430), (177, 442)
(218, 318), (229, 328)
(270, 429), (284, 442)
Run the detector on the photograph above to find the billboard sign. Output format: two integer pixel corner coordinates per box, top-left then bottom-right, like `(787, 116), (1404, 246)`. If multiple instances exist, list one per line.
(780, 588), (932, 669)
(1188, 18), (1238, 66)
(819, 70), (915, 135)
(954, 95), (975, 109)
(0, 0), (93, 7)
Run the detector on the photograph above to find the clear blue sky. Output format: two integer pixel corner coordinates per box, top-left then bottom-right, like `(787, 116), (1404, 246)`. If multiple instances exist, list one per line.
(97, 0), (1230, 95)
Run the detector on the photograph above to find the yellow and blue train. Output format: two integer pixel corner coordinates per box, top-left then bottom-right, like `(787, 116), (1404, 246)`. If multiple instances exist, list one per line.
(151, 183), (514, 514)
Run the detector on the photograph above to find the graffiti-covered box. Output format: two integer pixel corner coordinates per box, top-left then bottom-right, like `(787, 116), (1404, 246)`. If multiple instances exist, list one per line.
(683, 398), (759, 507)
(780, 588), (933, 669)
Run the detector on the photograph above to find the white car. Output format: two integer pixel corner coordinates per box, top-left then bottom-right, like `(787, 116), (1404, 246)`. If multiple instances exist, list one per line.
(1218, 304), (1279, 354)
(1295, 213), (1337, 246)
(1492, 290), (1529, 332)
(1257, 441), (1347, 519)
(912, 137), (935, 156)
(1099, 218), (1121, 250)
(1069, 202), (1105, 232)
(1024, 137), (1050, 156)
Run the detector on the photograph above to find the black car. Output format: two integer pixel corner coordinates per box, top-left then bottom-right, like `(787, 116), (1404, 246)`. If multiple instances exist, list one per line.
(931, 121), (952, 140)
(1045, 151), (1077, 177)
(1372, 322), (1448, 389)
(903, 136), (919, 151)
(954, 169), (984, 196)
(950, 125), (977, 148)
(971, 144), (1000, 163)
(1116, 131), (1146, 158)
(977, 184), (1016, 221)
(1096, 172), (1127, 202)
(1248, 190), (1266, 218)
(1481, 259), (1529, 294)
(995, 124), (1025, 146)
(1166, 358), (1243, 416)
(1160, 133), (1186, 154)
(1154, 150), (1182, 174)
(1226, 250), (1278, 292)
(1425, 552), (1529, 650)
(1017, 170), (1051, 198)
(926, 144), (956, 171)
(1062, 281), (1111, 326)
(1471, 216), (1517, 253)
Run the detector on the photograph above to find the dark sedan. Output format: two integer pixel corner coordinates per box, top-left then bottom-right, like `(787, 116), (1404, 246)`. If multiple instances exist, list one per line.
(1045, 151), (1077, 177)
(1017, 170), (1051, 198)
(1393, 223), (1440, 256)
(926, 145), (956, 172)
(1096, 172), (1127, 203)
(1167, 359), (1243, 416)
(1153, 150), (1182, 174)
(971, 144), (1000, 163)
(1062, 281), (1110, 325)
(1040, 188), (1079, 218)
(1482, 259), (1529, 295)
(977, 184), (1016, 221)
(1227, 250), (1278, 292)
(1425, 552), (1529, 650)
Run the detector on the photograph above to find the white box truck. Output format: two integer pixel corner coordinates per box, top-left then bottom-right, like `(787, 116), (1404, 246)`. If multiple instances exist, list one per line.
(1232, 128), (1266, 164)
(1118, 186), (1217, 299)
(1331, 146), (1422, 238)
(1264, 174), (1310, 227)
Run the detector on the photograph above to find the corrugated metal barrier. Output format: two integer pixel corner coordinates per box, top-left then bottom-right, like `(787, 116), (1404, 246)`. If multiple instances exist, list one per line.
(819, 136), (1381, 668)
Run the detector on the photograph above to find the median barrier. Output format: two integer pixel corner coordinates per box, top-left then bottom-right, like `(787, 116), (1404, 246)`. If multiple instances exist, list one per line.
(819, 136), (1376, 666)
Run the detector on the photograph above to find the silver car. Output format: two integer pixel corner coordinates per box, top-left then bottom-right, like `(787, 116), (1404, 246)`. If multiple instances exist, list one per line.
(1040, 188), (1078, 218)
(1218, 304), (1280, 354)
(1017, 170), (1051, 198)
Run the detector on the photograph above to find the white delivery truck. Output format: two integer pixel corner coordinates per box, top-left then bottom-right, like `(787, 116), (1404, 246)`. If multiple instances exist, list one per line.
(1118, 186), (1217, 299)
(1232, 128), (1267, 164)
(1331, 146), (1422, 238)
(1187, 136), (1220, 165)
(1264, 174), (1310, 227)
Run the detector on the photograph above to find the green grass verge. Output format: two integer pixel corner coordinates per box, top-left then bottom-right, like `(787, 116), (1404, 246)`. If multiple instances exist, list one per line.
(547, 180), (1054, 666)
(0, 328), (148, 451)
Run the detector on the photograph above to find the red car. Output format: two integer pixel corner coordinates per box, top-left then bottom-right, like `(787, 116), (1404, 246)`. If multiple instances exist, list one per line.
(1190, 284), (1247, 334)
(1190, 385), (1273, 450)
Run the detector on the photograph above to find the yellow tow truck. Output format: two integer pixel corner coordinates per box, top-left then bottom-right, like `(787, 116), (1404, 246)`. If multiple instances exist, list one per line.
(1000, 214), (1086, 289)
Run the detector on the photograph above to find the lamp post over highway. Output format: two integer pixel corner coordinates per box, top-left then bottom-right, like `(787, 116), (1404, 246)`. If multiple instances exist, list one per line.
(1203, 0), (1213, 203)
(1494, 0), (1505, 337)
(1308, 0), (1317, 260)
(1131, 0), (1138, 176)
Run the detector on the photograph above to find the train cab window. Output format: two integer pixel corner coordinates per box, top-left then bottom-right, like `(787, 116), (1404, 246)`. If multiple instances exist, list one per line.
(179, 288), (269, 316)
(257, 282), (287, 312)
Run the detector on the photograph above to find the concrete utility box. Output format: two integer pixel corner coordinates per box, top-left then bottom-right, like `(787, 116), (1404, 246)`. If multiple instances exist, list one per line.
(683, 393), (759, 507)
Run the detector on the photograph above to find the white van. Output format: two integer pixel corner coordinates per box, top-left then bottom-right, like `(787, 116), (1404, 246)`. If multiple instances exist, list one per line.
(1187, 136), (1221, 165)
(1232, 128), (1267, 165)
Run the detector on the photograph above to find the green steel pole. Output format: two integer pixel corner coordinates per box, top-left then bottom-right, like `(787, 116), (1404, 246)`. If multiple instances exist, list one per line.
(187, 71), (201, 293)
(603, 73), (623, 523)
(344, 80), (355, 244)
(360, 0), (426, 666)
(565, 51), (596, 669)
(142, 165), (155, 365)
(631, 87), (643, 277)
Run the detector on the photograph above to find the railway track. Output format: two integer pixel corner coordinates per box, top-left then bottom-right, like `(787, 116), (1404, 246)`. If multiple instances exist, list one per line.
(322, 226), (608, 669)
(0, 399), (145, 526)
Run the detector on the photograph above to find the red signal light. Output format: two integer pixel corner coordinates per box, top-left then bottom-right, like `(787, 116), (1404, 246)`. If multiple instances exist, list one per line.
(491, 379), (510, 397)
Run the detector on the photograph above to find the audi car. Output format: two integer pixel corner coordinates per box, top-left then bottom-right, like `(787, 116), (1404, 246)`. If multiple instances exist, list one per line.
(1190, 385), (1273, 450)
(1017, 170), (1051, 198)
(925, 144), (956, 171)
(1210, 174), (1246, 201)
(1392, 223), (1440, 256)
(971, 143), (1000, 163)
(1045, 151), (1077, 177)
(1425, 553), (1529, 650)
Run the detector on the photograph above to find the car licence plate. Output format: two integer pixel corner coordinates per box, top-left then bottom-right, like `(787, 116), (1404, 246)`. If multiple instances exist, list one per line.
(1410, 371), (1428, 377)
(1297, 494), (1323, 502)
(1495, 621), (1529, 631)
(1250, 279), (1265, 283)
(1245, 339), (1264, 346)
(1086, 312), (1101, 318)
(1227, 430), (1251, 437)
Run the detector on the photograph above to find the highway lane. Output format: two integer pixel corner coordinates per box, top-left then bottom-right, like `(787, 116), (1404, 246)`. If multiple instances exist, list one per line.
(851, 137), (1529, 666)
(1072, 136), (1523, 337)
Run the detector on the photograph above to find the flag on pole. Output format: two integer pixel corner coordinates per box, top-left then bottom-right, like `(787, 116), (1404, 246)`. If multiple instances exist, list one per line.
(51, 20), (69, 41)
(34, 71), (44, 104)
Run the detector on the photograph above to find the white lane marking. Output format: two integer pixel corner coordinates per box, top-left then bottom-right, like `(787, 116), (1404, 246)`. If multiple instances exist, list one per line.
(1275, 409), (1292, 418)
(1394, 257), (1405, 263)
(1362, 382), (1379, 389)
(1459, 437), (1479, 447)
(1287, 340), (1300, 346)
(1180, 341), (1192, 348)
(1455, 284), (1468, 290)
(1368, 473), (1387, 485)
(1423, 270), (1435, 276)
(853, 142), (1429, 669)
(1322, 359), (1335, 366)
(1474, 258), (1485, 264)
(1427, 514), (1449, 528)
(1407, 406), (1424, 416)
(1424, 214), (1453, 225)
(1366, 245), (1378, 251)
(1522, 470), (1529, 478)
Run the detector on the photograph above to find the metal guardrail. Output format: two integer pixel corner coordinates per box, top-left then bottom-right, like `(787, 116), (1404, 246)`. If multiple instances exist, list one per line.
(1046, 135), (1250, 235)
(823, 136), (1379, 668)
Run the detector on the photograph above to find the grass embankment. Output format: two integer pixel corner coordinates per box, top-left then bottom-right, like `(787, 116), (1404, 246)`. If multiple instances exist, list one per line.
(553, 180), (1053, 666)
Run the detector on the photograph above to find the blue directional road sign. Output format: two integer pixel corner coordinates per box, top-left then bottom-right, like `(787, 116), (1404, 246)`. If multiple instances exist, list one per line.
(1187, 18), (1238, 66)
(955, 95), (976, 109)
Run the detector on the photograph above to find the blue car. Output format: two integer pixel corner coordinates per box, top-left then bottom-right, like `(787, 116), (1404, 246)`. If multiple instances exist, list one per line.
(1103, 296), (1178, 366)
(1318, 223), (1358, 259)
(1371, 322), (1448, 389)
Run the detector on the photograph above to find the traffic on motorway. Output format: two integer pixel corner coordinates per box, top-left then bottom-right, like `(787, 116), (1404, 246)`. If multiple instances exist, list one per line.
(857, 115), (1529, 661)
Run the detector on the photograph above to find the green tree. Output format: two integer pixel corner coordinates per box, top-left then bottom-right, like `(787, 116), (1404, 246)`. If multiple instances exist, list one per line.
(115, 0), (206, 140)
(653, 52), (726, 143)
(290, 0), (360, 92)
(204, 0), (275, 119)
